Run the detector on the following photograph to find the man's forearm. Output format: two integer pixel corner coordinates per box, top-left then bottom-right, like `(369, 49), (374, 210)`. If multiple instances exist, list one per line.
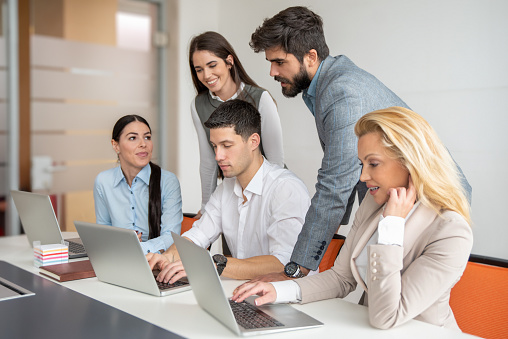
(162, 236), (192, 262)
(222, 255), (284, 280)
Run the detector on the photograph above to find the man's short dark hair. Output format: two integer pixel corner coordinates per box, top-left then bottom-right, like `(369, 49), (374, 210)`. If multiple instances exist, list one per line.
(250, 6), (329, 63)
(204, 99), (261, 141)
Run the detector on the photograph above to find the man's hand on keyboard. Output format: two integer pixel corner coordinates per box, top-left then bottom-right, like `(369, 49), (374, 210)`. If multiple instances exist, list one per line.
(146, 252), (169, 271)
(155, 260), (187, 285)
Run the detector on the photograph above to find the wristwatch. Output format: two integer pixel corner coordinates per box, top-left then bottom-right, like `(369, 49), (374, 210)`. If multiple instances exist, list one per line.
(284, 261), (306, 278)
(212, 254), (228, 276)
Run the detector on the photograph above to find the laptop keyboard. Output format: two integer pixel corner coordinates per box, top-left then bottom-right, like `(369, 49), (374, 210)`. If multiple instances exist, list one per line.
(229, 299), (284, 329)
(155, 279), (189, 291)
(68, 241), (86, 254)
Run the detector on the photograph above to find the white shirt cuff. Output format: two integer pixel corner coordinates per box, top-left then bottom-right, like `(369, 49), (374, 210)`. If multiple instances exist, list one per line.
(272, 280), (301, 304)
(377, 215), (405, 246)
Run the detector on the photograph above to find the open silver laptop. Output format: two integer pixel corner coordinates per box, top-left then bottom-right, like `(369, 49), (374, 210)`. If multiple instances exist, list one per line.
(172, 232), (323, 336)
(10, 190), (87, 259)
(74, 221), (191, 297)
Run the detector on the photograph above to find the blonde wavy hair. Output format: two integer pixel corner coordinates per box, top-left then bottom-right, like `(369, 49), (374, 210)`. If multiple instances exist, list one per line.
(354, 106), (471, 225)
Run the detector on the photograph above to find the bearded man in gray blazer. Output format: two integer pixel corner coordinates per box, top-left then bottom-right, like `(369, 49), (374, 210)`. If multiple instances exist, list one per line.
(249, 6), (472, 279)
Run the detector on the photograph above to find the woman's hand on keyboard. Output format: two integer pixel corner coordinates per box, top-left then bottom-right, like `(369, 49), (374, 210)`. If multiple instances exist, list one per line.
(231, 281), (276, 306)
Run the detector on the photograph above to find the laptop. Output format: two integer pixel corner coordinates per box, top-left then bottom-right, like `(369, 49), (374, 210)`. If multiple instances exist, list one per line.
(172, 232), (323, 336)
(74, 221), (191, 297)
(10, 190), (87, 259)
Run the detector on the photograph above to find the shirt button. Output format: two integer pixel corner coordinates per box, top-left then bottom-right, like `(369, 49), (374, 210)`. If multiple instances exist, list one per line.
(372, 253), (377, 258)
(372, 268), (377, 274)
(321, 241), (326, 246)
(320, 246), (324, 250)
(317, 250), (322, 255)
(131, 207), (134, 210)
(314, 255), (320, 260)
(372, 261), (377, 266)
(132, 223), (135, 226)
(130, 191), (133, 194)
(372, 276), (377, 281)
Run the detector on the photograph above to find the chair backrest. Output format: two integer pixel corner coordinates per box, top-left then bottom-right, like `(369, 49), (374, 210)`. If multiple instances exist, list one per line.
(318, 234), (346, 272)
(181, 216), (196, 235)
(449, 255), (508, 339)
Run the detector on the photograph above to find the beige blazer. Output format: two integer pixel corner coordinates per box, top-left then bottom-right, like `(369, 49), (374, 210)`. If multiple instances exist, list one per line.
(296, 193), (473, 330)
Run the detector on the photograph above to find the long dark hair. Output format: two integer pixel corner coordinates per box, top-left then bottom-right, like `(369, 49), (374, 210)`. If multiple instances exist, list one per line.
(112, 115), (162, 239)
(189, 31), (259, 96)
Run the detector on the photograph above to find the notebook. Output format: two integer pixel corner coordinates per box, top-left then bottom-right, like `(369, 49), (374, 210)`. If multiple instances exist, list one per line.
(10, 190), (87, 259)
(172, 232), (323, 336)
(74, 221), (191, 297)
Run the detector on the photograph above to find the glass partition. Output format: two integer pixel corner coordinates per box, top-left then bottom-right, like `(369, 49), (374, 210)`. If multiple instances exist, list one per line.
(30, 0), (159, 231)
(0, 0), (7, 235)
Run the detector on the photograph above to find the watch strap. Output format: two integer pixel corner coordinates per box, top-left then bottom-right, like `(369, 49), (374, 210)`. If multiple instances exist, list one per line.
(213, 254), (227, 276)
(293, 266), (305, 278)
(216, 263), (226, 276)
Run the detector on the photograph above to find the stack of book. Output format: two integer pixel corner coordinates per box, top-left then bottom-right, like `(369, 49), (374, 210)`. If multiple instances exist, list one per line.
(34, 243), (69, 267)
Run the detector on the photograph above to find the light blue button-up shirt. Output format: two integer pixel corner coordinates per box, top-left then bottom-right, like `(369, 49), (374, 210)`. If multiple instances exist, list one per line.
(302, 61), (324, 116)
(93, 164), (183, 254)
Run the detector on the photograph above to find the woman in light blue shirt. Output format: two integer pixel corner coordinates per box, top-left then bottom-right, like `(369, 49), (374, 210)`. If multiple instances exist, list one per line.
(93, 115), (182, 254)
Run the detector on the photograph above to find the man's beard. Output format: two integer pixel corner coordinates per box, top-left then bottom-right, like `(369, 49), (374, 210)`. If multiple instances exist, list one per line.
(275, 64), (312, 98)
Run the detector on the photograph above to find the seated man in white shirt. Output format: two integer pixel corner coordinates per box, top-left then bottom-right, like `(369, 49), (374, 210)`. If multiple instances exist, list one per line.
(147, 99), (310, 283)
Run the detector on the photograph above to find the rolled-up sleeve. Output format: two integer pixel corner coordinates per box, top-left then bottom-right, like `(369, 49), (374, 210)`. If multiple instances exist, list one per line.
(182, 183), (224, 249)
(267, 178), (311, 265)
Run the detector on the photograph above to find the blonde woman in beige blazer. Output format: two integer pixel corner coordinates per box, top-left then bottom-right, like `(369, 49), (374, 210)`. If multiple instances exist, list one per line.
(233, 107), (473, 331)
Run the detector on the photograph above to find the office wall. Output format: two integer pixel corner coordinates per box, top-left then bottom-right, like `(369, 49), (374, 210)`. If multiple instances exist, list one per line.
(167, 0), (220, 216)
(172, 0), (508, 259)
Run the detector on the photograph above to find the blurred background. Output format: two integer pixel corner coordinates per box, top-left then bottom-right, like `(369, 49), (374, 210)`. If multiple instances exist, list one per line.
(1, 0), (507, 261)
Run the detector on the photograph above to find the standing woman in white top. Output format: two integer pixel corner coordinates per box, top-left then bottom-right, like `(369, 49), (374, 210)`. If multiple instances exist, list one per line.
(189, 31), (284, 218)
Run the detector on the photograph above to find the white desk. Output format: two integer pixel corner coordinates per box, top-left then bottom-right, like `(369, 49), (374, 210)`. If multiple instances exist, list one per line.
(0, 234), (476, 338)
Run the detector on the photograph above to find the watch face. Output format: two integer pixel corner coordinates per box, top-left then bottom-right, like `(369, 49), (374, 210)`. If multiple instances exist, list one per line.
(213, 254), (227, 265)
(284, 262), (298, 276)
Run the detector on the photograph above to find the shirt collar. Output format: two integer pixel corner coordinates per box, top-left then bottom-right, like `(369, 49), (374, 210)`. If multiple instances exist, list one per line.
(113, 163), (151, 187)
(233, 158), (266, 200)
(209, 82), (245, 102)
(303, 61), (324, 99)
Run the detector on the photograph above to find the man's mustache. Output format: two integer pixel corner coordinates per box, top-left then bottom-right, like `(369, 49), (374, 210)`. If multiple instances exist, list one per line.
(274, 75), (291, 84)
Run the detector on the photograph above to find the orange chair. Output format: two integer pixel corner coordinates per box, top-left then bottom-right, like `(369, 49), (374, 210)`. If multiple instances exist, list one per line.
(318, 234), (346, 272)
(449, 255), (508, 339)
(181, 215), (196, 234)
